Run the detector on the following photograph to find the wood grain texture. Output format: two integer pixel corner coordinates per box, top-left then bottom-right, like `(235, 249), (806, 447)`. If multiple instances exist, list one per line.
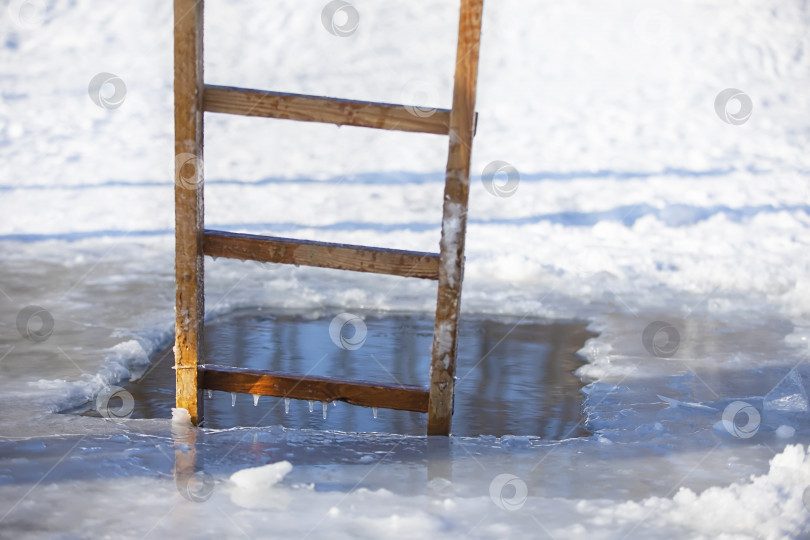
(174, 0), (205, 426)
(204, 230), (440, 280)
(200, 365), (429, 413)
(204, 85), (452, 135)
(428, 0), (484, 436)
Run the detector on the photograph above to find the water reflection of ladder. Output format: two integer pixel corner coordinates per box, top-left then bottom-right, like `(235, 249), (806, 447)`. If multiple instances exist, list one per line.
(173, 0), (483, 435)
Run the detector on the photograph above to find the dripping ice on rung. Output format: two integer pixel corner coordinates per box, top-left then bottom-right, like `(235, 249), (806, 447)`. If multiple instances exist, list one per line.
(308, 400), (314, 413)
(252, 394), (260, 406)
(284, 398), (290, 414)
(206, 389), (213, 399)
(322, 401), (328, 419)
(372, 407), (378, 419)
(231, 392), (237, 407)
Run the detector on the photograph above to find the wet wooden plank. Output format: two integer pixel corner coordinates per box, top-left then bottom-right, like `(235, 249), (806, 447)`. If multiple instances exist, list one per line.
(428, 0), (484, 436)
(203, 84), (452, 135)
(173, 0), (205, 426)
(200, 365), (429, 413)
(203, 230), (440, 280)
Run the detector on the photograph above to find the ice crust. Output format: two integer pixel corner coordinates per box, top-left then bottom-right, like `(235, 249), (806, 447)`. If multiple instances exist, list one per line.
(0, 0), (809, 537)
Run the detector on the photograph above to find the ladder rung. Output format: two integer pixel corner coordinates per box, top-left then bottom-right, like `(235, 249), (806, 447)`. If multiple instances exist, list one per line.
(203, 230), (440, 280)
(203, 84), (452, 135)
(200, 364), (429, 413)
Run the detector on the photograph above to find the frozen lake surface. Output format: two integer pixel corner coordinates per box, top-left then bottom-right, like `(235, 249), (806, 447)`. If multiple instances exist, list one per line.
(1, 0), (810, 537)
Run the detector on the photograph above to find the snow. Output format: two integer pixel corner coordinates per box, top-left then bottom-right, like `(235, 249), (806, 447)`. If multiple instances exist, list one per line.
(777, 425), (797, 439)
(440, 201), (465, 288)
(229, 461), (293, 490)
(577, 444), (810, 539)
(171, 407), (191, 425)
(1, 0), (809, 538)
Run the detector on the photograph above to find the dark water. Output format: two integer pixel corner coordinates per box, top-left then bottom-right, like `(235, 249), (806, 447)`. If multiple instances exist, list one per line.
(118, 309), (595, 438)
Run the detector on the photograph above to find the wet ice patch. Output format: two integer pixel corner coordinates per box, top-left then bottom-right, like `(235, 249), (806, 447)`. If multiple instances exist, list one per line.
(107, 339), (152, 371)
(27, 338), (166, 414)
(764, 368), (809, 413)
(658, 395), (718, 412)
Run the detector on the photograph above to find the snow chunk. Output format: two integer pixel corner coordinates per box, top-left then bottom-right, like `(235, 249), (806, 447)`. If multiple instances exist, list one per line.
(171, 408), (191, 425)
(776, 425), (796, 438)
(230, 461), (292, 489)
(229, 461), (293, 510)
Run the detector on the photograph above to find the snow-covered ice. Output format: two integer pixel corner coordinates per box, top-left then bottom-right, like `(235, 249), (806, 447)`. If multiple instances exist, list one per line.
(1, 0), (810, 538)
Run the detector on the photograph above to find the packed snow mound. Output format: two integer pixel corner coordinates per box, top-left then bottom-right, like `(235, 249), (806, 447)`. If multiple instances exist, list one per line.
(578, 444), (810, 539)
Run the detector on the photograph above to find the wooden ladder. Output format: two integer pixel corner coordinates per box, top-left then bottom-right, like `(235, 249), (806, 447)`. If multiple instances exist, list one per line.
(173, 0), (484, 436)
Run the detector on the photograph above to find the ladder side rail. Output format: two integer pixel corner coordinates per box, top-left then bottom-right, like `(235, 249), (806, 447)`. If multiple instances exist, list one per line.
(427, 0), (484, 436)
(174, 0), (205, 426)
